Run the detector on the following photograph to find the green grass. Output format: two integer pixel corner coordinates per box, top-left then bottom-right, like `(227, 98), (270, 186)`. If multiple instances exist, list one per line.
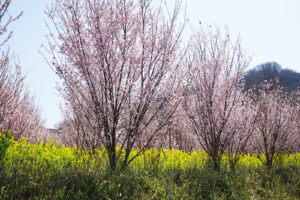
(0, 134), (299, 199)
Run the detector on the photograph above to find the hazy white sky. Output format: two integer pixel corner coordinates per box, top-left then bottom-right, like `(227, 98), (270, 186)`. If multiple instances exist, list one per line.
(7, 0), (300, 128)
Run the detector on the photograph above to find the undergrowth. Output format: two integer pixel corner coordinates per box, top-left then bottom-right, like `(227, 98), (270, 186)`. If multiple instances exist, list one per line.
(0, 134), (299, 200)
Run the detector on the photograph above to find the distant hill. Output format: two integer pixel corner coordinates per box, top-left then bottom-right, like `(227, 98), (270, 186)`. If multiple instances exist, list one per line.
(244, 62), (300, 93)
(47, 129), (60, 134)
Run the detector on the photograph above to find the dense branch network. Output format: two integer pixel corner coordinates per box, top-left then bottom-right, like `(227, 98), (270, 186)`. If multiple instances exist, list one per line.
(46, 0), (184, 169)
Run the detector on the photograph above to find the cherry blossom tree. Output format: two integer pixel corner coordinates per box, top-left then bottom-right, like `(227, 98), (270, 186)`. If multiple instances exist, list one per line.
(250, 82), (299, 170)
(137, 103), (196, 151)
(0, 0), (22, 46)
(45, 0), (184, 169)
(0, 0), (45, 140)
(225, 96), (258, 169)
(296, 109), (300, 152)
(56, 104), (101, 149)
(183, 26), (252, 170)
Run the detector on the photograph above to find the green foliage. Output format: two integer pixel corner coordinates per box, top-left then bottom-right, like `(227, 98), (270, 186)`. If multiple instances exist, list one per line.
(0, 137), (299, 199)
(0, 130), (13, 161)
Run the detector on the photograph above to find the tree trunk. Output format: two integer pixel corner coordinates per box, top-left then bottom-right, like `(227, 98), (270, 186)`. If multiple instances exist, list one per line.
(108, 146), (116, 170)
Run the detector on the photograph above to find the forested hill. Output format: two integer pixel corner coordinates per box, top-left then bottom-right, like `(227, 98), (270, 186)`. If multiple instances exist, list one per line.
(244, 62), (300, 93)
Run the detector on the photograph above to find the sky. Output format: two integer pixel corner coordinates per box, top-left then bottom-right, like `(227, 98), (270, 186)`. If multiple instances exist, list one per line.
(6, 0), (300, 128)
